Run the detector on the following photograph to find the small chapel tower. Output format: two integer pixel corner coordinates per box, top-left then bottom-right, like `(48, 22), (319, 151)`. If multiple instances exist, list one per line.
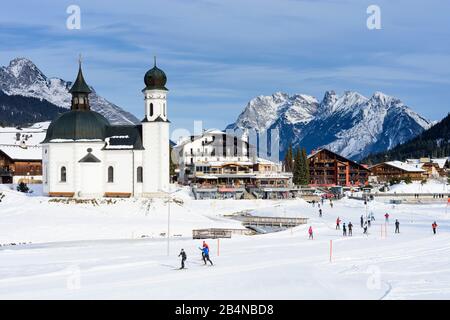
(141, 57), (170, 194)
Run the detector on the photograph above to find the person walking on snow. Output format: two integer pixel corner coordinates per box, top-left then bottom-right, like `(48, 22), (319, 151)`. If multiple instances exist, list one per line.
(384, 213), (389, 223)
(432, 221), (438, 235)
(319, 208), (322, 218)
(201, 246), (213, 266)
(308, 226), (314, 240)
(395, 219), (400, 233)
(363, 221), (368, 234)
(330, 200), (333, 208)
(360, 215), (364, 228)
(342, 223), (347, 236)
(336, 217), (341, 230)
(178, 249), (187, 269)
(348, 222), (353, 236)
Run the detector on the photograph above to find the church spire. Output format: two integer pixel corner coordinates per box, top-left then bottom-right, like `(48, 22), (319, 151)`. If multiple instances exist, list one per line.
(69, 55), (92, 111)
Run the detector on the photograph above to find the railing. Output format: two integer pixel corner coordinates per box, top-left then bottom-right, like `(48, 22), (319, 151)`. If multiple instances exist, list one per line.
(192, 228), (252, 239)
(239, 216), (308, 228)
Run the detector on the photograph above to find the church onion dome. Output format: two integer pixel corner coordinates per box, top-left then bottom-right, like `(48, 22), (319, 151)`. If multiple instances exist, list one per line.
(144, 57), (168, 91)
(42, 110), (110, 143)
(69, 64), (92, 94)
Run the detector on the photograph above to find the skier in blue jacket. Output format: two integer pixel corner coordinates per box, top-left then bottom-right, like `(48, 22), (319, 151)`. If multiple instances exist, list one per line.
(200, 246), (214, 266)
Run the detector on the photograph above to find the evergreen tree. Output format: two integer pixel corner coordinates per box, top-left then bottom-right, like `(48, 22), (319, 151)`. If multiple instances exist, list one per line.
(301, 148), (310, 185)
(17, 182), (29, 193)
(284, 144), (293, 172)
(293, 148), (302, 185)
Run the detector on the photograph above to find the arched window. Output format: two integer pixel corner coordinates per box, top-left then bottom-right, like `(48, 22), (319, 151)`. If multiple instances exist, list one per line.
(79, 97), (84, 104)
(74, 97), (78, 104)
(60, 166), (67, 182)
(150, 103), (154, 117)
(107, 166), (114, 183)
(137, 166), (143, 183)
(163, 103), (166, 116)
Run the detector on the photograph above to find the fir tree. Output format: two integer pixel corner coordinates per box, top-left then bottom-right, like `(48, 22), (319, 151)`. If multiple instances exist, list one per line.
(284, 144), (293, 172)
(301, 148), (310, 185)
(293, 148), (302, 185)
(17, 182), (29, 193)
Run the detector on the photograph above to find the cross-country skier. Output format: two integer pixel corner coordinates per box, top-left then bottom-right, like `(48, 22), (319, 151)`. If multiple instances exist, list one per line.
(384, 213), (389, 223)
(200, 246), (213, 266)
(360, 215), (364, 228)
(348, 222), (353, 236)
(330, 200), (333, 208)
(395, 219), (400, 233)
(368, 218), (371, 228)
(312, 200), (316, 207)
(319, 208), (322, 217)
(178, 249), (187, 269)
(201, 241), (209, 263)
(432, 221), (438, 235)
(363, 221), (368, 234)
(342, 223), (347, 236)
(308, 226), (313, 240)
(336, 217), (341, 230)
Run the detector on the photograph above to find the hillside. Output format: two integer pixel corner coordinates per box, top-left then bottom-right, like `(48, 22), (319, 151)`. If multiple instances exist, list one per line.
(363, 113), (450, 164)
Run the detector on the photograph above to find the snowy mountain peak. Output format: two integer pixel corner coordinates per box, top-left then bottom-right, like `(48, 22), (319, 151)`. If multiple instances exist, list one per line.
(227, 90), (432, 160)
(0, 57), (138, 125)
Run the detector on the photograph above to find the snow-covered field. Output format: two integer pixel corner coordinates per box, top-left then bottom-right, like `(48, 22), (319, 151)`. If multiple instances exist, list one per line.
(1, 184), (449, 299)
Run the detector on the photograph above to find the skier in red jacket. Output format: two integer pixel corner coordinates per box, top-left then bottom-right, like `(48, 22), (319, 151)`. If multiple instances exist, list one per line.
(336, 217), (341, 230)
(432, 222), (438, 234)
(308, 226), (313, 240)
(384, 213), (389, 223)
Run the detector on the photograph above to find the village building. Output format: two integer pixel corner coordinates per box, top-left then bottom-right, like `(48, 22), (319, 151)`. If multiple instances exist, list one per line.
(0, 123), (47, 184)
(308, 148), (370, 187)
(174, 130), (293, 199)
(369, 160), (426, 183)
(405, 158), (449, 179)
(41, 59), (170, 198)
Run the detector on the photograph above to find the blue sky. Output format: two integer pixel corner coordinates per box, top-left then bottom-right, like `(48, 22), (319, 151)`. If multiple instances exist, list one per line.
(1, 0), (449, 134)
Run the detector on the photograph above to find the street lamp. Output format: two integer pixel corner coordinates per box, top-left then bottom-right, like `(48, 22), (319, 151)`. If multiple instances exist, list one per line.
(159, 188), (181, 256)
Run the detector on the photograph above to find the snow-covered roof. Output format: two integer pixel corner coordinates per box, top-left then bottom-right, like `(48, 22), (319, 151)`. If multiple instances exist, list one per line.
(431, 158), (448, 169)
(0, 123), (48, 146)
(0, 145), (42, 160)
(383, 161), (425, 172)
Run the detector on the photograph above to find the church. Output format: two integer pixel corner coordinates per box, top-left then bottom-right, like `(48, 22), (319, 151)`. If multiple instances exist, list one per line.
(41, 59), (170, 198)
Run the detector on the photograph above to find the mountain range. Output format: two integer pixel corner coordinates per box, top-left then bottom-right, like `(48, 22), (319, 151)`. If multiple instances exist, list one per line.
(363, 113), (450, 163)
(226, 91), (432, 161)
(0, 58), (138, 126)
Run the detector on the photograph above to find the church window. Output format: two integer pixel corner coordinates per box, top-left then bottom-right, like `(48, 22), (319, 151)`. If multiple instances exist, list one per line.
(163, 103), (166, 116)
(150, 103), (154, 117)
(137, 166), (143, 183)
(79, 97), (84, 104)
(60, 166), (67, 182)
(74, 97), (78, 104)
(108, 166), (114, 183)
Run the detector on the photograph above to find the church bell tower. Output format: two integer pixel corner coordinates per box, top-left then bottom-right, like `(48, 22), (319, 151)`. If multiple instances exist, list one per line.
(141, 57), (170, 194)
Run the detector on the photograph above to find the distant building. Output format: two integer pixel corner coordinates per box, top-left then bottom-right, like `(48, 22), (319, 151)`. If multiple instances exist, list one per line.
(308, 148), (370, 187)
(369, 161), (426, 183)
(0, 123), (47, 184)
(174, 130), (293, 199)
(405, 158), (448, 178)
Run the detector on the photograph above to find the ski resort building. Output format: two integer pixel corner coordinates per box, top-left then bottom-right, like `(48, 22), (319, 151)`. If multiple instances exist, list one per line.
(308, 148), (370, 187)
(0, 123), (46, 184)
(174, 131), (293, 199)
(41, 60), (170, 198)
(369, 161), (426, 183)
